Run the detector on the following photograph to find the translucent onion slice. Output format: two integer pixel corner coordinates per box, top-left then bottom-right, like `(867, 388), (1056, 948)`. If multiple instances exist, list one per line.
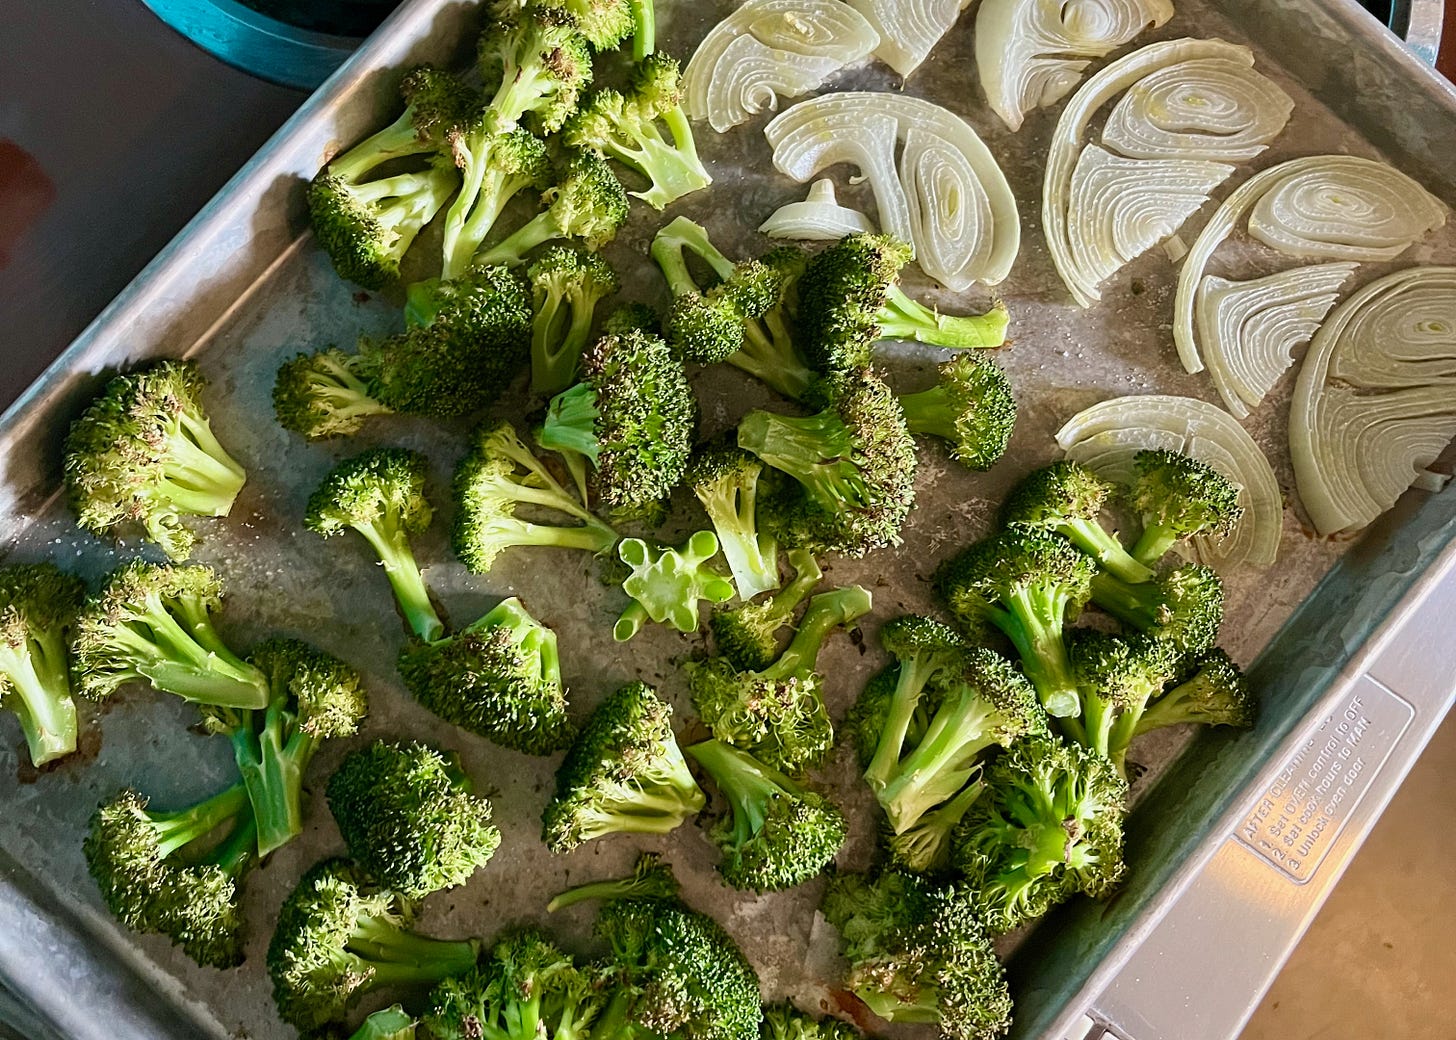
(683, 0), (881, 132)
(1044, 38), (1291, 307)
(1194, 264), (1357, 417)
(1056, 394), (1283, 567)
(766, 92), (1020, 288)
(844, 0), (965, 78)
(976, 0), (1175, 132)
(1291, 266), (1456, 535)
(760, 179), (878, 239)
(1172, 156), (1447, 404)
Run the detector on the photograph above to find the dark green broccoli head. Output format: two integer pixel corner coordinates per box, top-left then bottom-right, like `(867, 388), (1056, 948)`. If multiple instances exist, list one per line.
(542, 682), (705, 852)
(557, 0), (634, 48)
(740, 370), (917, 557)
(761, 1003), (861, 1040)
(1130, 449), (1245, 564)
(305, 448), (432, 539)
(1090, 562), (1225, 655)
(63, 359), (246, 561)
(1067, 629), (1180, 762)
(1001, 460), (1151, 584)
(243, 637), (369, 742)
(953, 736), (1127, 934)
(1136, 647), (1255, 736)
(272, 347), (394, 440)
(327, 740), (501, 900)
(667, 289), (749, 364)
(478, 5), (593, 134)
(0, 562), (86, 767)
(899, 354), (1017, 472)
(398, 597), (572, 754)
(426, 929), (602, 1040)
(795, 234), (913, 372)
(479, 152), (631, 266)
(397, 63), (480, 145)
(687, 739), (847, 892)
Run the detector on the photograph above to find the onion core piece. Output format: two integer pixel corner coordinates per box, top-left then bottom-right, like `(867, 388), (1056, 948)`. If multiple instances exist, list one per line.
(760, 179), (877, 240)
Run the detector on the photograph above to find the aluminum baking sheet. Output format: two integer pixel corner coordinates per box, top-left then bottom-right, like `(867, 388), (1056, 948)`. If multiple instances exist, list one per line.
(2, 1), (1455, 1038)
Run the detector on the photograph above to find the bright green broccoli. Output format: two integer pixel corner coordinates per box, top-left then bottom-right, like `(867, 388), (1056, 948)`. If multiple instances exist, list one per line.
(199, 638), (367, 856)
(1001, 461), (1152, 584)
(687, 441), (780, 603)
(1132, 648), (1256, 738)
(73, 561), (268, 709)
(935, 528), (1096, 719)
(688, 584), (871, 775)
(709, 548), (821, 672)
(64, 359), (246, 560)
(425, 929), (602, 1040)
(267, 859), (481, 1032)
(1128, 449), (1244, 565)
(528, 247), (621, 394)
(1065, 630), (1180, 771)
(304, 447), (442, 642)
(614, 532), (736, 641)
(537, 328), (697, 518)
(542, 682), (705, 852)
(629, 0), (655, 59)
(84, 784), (256, 968)
(1089, 562), (1225, 656)
(820, 869), (1012, 1039)
(952, 736), (1127, 934)
(477, 5), (593, 135)
(564, 53), (710, 209)
(476, 152), (630, 267)
(398, 597), (574, 754)
(795, 235), (1010, 373)
(897, 354), (1017, 472)
(686, 738), (846, 892)
(327, 740), (501, 899)
(439, 127), (554, 281)
(761, 1003), (862, 1040)
(738, 370), (917, 557)
(603, 301), (661, 337)
(306, 65), (473, 289)
(0, 563), (86, 767)
(350, 1005), (417, 1040)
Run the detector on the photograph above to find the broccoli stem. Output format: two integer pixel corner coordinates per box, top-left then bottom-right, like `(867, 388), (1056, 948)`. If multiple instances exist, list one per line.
(346, 917), (479, 982)
(532, 294), (576, 395)
(353, 517), (444, 642)
(765, 585), (871, 680)
(125, 599), (270, 708)
(999, 588), (1080, 718)
(231, 705), (317, 857)
(538, 383), (603, 465)
(737, 409), (863, 511)
(888, 778), (983, 873)
(696, 472), (778, 602)
(896, 385), (960, 441)
(1131, 525), (1179, 567)
(328, 108), (434, 184)
(630, 0), (655, 60)
(1067, 691), (1121, 759)
(652, 218), (736, 290)
(685, 739), (785, 845)
(731, 319), (817, 402)
(211, 811), (259, 876)
(157, 412), (247, 516)
(303, 353), (393, 420)
(146, 784), (253, 859)
(879, 690), (998, 833)
(863, 653), (938, 794)
(876, 293), (1009, 350)
(0, 626), (77, 765)
(613, 602), (649, 643)
(474, 206), (561, 267)
(1088, 573), (1160, 631)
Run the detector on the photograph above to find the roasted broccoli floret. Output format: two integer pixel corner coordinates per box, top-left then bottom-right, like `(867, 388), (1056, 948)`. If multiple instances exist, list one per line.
(452, 419), (619, 575)
(1129, 449), (1244, 565)
(686, 738), (846, 892)
(199, 638), (367, 856)
(952, 736), (1127, 934)
(84, 784), (256, 968)
(1065, 630), (1180, 771)
(439, 127), (553, 281)
(739, 370), (917, 557)
(897, 354), (1017, 472)
(528, 247), (621, 394)
(477, 152), (630, 266)
(688, 585), (872, 775)
(478, 4), (593, 135)
(307, 65), (473, 289)
(1001, 461), (1152, 584)
(73, 561), (268, 708)
(425, 929), (602, 1040)
(796, 235), (1010, 372)
(1132, 648), (1256, 738)
(398, 596), (573, 754)
(1089, 563), (1224, 656)
(558, 0), (635, 49)
(305, 447), (442, 642)
(709, 548), (822, 672)
(564, 53), (710, 209)
(327, 740), (501, 899)
(267, 859), (481, 1031)
(547, 848), (681, 911)
(821, 869), (1012, 1040)
(935, 528), (1096, 719)
(272, 348), (394, 440)
(64, 359), (246, 560)
(542, 682), (705, 852)
(537, 328), (697, 518)
(0, 563), (86, 767)
(761, 1003), (861, 1040)
(603, 301), (662, 337)
(350, 1005), (417, 1040)
(652, 218), (816, 400)
(614, 532), (736, 641)
(884, 782), (987, 877)
(687, 441), (780, 602)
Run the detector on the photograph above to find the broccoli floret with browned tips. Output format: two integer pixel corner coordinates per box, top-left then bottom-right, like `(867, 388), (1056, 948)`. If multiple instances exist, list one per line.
(1065, 630), (1180, 771)
(438, 127), (553, 281)
(1001, 461), (1152, 583)
(709, 549), (822, 672)
(1129, 449), (1244, 565)
(477, 5), (593, 134)
(1133, 648), (1256, 738)
(603, 301), (661, 337)
(64, 359), (246, 560)
(898, 354), (1017, 471)
(1089, 562), (1225, 656)
(272, 348), (393, 440)
(477, 152), (630, 267)
(528, 247), (621, 394)
(0, 562), (86, 767)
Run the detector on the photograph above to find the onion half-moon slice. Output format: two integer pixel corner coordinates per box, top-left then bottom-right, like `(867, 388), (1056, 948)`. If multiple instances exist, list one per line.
(844, 0), (965, 78)
(1056, 394), (1283, 567)
(1291, 266), (1456, 536)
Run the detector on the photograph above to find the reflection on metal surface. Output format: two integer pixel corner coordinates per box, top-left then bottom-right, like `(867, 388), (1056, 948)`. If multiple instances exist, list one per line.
(1401, 0), (1446, 66)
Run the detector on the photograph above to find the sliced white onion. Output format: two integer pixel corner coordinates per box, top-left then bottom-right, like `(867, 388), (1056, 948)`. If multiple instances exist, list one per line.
(1056, 394), (1283, 567)
(683, 0), (881, 132)
(1291, 266), (1456, 535)
(766, 92), (1020, 288)
(976, 0), (1175, 132)
(844, 0), (964, 77)
(1172, 157), (1447, 400)
(1044, 38), (1291, 308)
(759, 179), (877, 239)
(1195, 264), (1357, 417)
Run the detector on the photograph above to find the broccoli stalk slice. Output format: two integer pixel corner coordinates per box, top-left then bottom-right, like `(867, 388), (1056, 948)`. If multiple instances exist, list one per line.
(764, 585), (872, 682)
(349, 513), (443, 643)
(614, 532), (736, 641)
(538, 383), (603, 465)
(876, 292), (1010, 350)
(0, 623), (77, 765)
(878, 688), (1000, 834)
(737, 409), (867, 514)
(693, 463), (779, 603)
(630, 0), (655, 60)
(887, 779), (983, 874)
(988, 588), (1080, 719)
(343, 916), (480, 983)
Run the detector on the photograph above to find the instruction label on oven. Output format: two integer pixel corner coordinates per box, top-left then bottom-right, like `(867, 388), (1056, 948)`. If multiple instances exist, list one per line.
(1236, 676), (1414, 883)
